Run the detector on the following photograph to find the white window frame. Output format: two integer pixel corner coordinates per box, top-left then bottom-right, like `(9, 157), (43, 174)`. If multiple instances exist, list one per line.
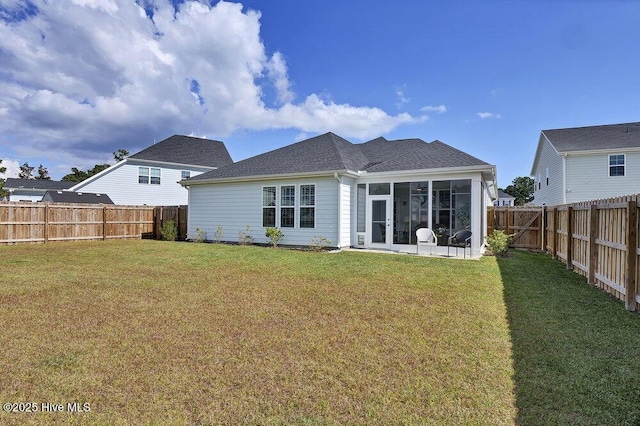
(299, 184), (316, 229)
(138, 166), (161, 185)
(138, 167), (149, 184)
(262, 186), (277, 227)
(181, 170), (191, 179)
(280, 185), (296, 228)
(260, 184), (316, 229)
(609, 154), (625, 177)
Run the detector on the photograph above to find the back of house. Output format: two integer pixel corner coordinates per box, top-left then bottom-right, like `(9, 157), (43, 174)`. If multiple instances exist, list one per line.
(70, 135), (233, 205)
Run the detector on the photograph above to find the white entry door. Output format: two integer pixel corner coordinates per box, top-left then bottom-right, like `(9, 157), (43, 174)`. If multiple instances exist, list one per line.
(367, 195), (391, 249)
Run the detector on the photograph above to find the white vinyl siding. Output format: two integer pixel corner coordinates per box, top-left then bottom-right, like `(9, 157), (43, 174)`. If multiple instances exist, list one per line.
(187, 176), (339, 246)
(531, 137), (564, 206)
(565, 152), (640, 203)
(338, 177), (353, 247)
(72, 161), (211, 205)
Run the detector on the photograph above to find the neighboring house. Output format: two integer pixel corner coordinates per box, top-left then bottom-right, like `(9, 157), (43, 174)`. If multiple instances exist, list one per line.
(4, 178), (74, 202)
(41, 190), (114, 204)
(182, 132), (497, 257)
(531, 122), (640, 205)
(494, 190), (516, 207)
(70, 135), (233, 205)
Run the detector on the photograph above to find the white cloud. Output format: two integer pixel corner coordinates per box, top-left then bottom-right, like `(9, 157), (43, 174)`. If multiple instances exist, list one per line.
(420, 104), (448, 114)
(0, 159), (20, 178)
(395, 87), (410, 109)
(477, 112), (502, 119)
(0, 0), (421, 170)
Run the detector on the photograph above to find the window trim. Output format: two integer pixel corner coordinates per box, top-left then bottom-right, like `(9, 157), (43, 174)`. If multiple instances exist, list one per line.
(280, 185), (296, 228)
(138, 166), (161, 185)
(262, 186), (277, 227)
(299, 184), (316, 229)
(261, 183), (316, 229)
(608, 154), (625, 177)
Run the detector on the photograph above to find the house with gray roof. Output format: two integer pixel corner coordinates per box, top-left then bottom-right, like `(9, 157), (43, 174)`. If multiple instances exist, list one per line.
(4, 178), (75, 202)
(69, 135), (233, 205)
(41, 190), (114, 204)
(494, 190), (516, 207)
(530, 122), (640, 205)
(182, 132), (497, 256)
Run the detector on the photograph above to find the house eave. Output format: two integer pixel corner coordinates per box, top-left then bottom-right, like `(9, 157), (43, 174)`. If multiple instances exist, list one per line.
(181, 169), (361, 186)
(127, 158), (218, 170)
(560, 146), (640, 156)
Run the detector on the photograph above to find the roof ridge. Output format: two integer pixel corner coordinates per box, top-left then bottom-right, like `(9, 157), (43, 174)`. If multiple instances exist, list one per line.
(543, 121), (640, 132)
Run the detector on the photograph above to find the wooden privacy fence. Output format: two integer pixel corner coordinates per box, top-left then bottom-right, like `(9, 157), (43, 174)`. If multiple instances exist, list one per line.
(0, 203), (188, 245)
(545, 195), (639, 312)
(489, 196), (640, 311)
(487, 206), (543, 249)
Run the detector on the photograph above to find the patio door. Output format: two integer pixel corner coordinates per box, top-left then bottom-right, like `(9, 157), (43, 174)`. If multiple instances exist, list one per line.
(367, 195), (391, 249)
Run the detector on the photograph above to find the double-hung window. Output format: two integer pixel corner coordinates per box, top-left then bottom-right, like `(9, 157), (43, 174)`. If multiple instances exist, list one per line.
(300, 184), (315, 228)
(138, 167), (149, 184)
(263, 186), (276, 227)
(609, 154), (625, 177)
(139, 167), (161, 184)
(280, 186), (295, 228)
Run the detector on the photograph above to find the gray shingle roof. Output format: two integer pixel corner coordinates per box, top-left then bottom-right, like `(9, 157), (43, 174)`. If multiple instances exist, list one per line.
(364, 140), (490, 173)
(542, 122), (640, 152)
(41, 190), (114, 204)
(187, 133), (369, 180)
(186, 132), (491, 183)
(129, 135), (233, 167)
(4, 178), (75, 191)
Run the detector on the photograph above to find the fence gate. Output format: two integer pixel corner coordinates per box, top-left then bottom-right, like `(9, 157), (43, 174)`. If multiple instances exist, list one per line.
(487, 206), (544, 250)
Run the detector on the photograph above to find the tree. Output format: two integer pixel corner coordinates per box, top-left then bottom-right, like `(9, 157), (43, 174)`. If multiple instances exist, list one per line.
(113, 149), (129, 162)
(18, 162), (34, 179)
(60, 147), (127, 183)
(61, 164), (110, 182)
(502, 176), (535, 206)
(0, 159), (7, 198)
(35, 164), (51, 180)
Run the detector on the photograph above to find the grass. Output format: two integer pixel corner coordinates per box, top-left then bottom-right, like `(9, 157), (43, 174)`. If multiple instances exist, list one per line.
(0, 241), (639, 424)
(1, 240), (515, 425)
(498, 250), (640, 425)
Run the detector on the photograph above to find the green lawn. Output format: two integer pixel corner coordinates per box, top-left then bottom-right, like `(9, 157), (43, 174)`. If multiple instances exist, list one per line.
(0, 241), (638, 425)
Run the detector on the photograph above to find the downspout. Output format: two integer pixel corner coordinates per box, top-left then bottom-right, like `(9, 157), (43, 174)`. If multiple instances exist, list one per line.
(561, 154), (567, 204)
(334, 173), (342, 248)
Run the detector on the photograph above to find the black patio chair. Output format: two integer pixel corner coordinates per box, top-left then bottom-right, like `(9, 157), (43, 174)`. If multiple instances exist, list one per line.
(447, 229), (472, 258)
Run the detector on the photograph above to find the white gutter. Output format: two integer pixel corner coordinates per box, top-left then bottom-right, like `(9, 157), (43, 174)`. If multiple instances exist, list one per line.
(181, 169), (362, 186)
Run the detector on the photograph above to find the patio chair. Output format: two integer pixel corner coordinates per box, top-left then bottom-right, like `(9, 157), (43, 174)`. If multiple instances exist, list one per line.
(416, 228), (438, 256)
(447, 229), (472, 258)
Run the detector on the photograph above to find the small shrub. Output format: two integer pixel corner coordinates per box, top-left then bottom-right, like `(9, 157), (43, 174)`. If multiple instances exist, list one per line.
(214, 225), (224, 243)
(486, 230), (511, 257)
(309, 235), (332, 251)
(237, 225), (254, 245)
(191, 227), (207, 243)
(160, 220), (178, 241)
(265, 227), (284, 247)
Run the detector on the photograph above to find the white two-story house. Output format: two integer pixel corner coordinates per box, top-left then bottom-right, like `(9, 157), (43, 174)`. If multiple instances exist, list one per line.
(530, 122), (640, 206)
(70, 135), (233, 205)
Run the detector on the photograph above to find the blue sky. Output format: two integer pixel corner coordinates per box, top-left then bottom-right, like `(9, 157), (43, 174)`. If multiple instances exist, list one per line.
(1, 0), (639, 187)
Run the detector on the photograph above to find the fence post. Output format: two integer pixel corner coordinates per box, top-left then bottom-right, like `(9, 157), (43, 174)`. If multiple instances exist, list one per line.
(588, 204), (597, 284)
(541, 206), (546, 251)
(625, 200), (637, 311)
(566, 206), (573, 270)
(44, 203), (49, 244)
(552, 207), (558, 259)
(102, 206), (107, 241)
